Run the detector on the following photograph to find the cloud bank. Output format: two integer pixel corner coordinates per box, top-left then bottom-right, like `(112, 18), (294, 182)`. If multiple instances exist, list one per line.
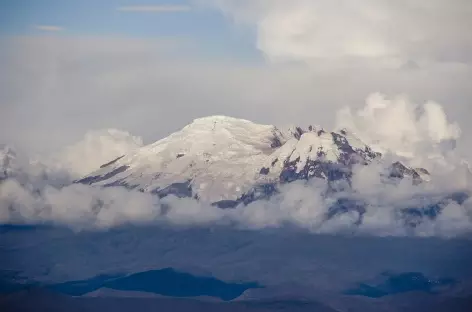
(1, 161), (471, 237)
(1, 36), (471, 160)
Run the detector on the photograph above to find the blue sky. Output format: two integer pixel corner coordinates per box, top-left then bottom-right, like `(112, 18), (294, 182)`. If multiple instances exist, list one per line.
(0, 0), (260, 61)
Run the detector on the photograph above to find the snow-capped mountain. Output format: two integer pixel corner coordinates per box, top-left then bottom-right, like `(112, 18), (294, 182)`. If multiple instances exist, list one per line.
(77, 116), (429, 205)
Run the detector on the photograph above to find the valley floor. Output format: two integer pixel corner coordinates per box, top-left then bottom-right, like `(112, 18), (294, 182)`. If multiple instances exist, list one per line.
(1, 225), (472, 311)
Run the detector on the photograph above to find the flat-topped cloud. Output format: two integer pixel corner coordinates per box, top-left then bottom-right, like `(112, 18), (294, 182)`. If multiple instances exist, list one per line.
(34, 25), (63, 31)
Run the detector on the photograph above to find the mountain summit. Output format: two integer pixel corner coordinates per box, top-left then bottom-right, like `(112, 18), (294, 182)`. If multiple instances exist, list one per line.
(77, 116), (428, 205)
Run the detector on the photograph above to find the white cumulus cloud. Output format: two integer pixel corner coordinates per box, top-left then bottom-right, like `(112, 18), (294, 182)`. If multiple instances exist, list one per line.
(210, 0), (472, 66)
(335, 93), (461, 162)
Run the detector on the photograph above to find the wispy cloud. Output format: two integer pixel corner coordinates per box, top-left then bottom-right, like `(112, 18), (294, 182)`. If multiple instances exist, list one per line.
(116, 5), (191, 13)
(34, 25), (64, 32)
